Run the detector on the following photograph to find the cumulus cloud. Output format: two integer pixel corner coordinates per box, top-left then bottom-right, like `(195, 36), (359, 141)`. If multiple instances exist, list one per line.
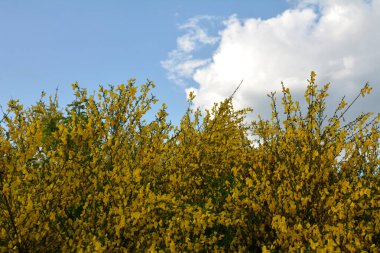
(164, 0), (380, 119)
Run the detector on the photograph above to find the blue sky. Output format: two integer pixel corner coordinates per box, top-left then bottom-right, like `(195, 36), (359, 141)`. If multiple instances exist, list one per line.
(1, 0), (379, 124)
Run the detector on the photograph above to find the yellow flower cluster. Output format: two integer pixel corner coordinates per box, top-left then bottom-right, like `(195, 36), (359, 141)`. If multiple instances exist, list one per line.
(1, 73), (379, 252)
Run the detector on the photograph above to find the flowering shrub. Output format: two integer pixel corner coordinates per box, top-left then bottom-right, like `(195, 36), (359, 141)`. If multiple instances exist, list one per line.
(1, 72), (379, 252)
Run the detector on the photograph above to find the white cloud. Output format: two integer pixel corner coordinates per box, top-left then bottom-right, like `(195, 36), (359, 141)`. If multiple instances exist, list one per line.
(161, 16), (220, 86)
(177, 16), (219, 52)
(165, 0), (380, 119)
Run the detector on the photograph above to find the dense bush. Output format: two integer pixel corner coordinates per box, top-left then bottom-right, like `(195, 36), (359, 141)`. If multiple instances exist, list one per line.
(1, 72), (379, 252)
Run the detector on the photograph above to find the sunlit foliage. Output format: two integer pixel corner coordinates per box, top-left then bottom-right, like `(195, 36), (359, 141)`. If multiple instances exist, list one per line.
(1, 73), (379, 252)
